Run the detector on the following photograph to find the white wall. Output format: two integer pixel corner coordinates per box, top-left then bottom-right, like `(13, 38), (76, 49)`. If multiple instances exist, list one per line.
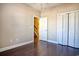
(0, 4), (40, 48)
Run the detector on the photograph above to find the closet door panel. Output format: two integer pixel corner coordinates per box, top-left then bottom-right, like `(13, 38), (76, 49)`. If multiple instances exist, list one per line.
(75, 12), (79, 48)
(62, 14), (68, 45)
(69, 12), (75, 47)
(57, 14), (63, 44)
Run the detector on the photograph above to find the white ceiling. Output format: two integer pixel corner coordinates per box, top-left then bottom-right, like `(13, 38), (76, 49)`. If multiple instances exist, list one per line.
(27, 3), (62, 12)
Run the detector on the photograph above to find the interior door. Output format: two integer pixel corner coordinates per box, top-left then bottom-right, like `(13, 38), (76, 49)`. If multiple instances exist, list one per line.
(34, 16), (39, 47)
(62, 14), (68, 45)
(68, 12), (75, 47)
(57, 14), (63, 44)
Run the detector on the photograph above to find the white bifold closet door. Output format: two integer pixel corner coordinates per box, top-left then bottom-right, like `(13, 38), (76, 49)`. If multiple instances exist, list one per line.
(57, 14), (63, 45)
(62, 14), (68, 45)
(57, 11), (79, 48)
(75, 12), (79, 48)
(57, 13), (68, 45)
(68, 12), (75, 47)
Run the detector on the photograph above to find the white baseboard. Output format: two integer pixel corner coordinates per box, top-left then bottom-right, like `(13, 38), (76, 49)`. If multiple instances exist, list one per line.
(0, 40), (33, 52)
(41, 40), (58, 44)
(48, 40), (58, 44)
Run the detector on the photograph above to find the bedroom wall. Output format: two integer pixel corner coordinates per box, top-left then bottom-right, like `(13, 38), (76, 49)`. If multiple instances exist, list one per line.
(41, 3), (79, 42)
(1, 3), (79, 49)
(0, 3), (40, 48)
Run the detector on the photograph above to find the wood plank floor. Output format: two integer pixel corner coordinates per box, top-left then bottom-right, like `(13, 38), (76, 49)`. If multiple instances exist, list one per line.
(0, 40), (79, 56)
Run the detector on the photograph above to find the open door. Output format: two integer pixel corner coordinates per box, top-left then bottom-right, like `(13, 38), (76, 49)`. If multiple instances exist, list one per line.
(34, 16), (39, 47)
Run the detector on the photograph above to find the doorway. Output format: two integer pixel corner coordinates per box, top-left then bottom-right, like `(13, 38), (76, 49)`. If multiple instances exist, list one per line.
(39, 17), (47, 41)
(34, 16), (48, 47)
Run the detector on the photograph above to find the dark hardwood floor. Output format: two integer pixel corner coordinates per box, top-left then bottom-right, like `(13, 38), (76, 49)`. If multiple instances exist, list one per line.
(0, 40), (79, 56)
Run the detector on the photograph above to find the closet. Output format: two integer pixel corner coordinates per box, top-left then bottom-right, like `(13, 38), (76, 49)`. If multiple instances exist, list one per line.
(57, 10), (79, 48)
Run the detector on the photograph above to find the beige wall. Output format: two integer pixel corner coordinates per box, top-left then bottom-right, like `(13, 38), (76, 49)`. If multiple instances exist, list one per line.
(0, 4), (40, 48)
(41, 3), (79, 42)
